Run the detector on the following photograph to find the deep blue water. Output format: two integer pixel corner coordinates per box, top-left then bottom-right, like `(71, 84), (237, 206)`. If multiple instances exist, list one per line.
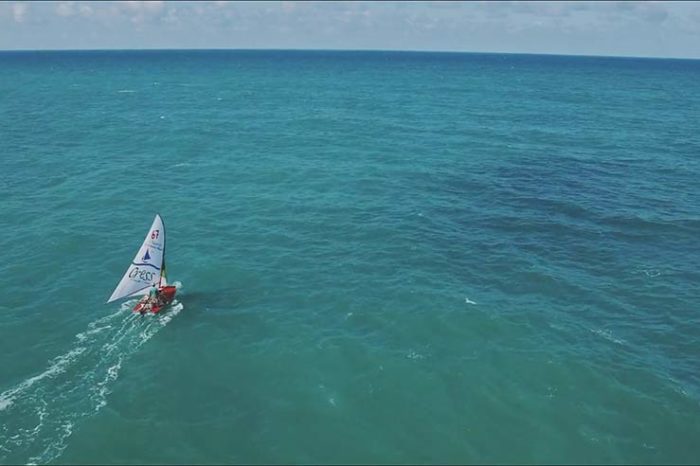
(1, 50), (699, 464)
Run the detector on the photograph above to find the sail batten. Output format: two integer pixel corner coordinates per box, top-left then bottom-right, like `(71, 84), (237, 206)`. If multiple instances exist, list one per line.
(108, 214), (166, 303)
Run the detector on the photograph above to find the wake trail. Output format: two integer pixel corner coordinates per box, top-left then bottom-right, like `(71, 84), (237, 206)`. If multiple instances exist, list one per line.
(0, 283), (183, 465)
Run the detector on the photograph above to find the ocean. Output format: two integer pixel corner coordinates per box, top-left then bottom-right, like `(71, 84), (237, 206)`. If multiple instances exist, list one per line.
(0, 50), (699, 464)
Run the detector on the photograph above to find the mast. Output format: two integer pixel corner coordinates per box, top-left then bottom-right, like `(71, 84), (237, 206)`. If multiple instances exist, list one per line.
(159, 213), (166, 288)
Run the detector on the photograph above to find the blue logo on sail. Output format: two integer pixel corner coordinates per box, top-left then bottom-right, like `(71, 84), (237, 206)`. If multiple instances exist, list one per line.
(132, 248), (160, 271)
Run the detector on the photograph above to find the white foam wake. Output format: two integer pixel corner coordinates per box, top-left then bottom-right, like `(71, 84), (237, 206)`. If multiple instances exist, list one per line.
(0, 283), (184, 465)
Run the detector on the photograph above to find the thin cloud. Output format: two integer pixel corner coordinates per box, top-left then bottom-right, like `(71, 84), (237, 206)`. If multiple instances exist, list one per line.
(12, 2), (28, 23)
(0, 1), (698, 58)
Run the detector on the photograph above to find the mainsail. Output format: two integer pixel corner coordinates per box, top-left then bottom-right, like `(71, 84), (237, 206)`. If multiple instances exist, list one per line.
(108, 214), (166, 303)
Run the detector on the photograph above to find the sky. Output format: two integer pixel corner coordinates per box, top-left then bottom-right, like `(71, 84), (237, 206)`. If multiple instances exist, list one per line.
(0, 1), (699, 59)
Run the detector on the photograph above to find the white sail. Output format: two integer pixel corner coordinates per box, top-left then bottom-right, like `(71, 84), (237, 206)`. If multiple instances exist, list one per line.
(108, 214), (166, 303)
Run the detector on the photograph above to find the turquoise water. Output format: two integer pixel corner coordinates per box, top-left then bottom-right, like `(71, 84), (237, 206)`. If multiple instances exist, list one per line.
(1, 50), (699, 464)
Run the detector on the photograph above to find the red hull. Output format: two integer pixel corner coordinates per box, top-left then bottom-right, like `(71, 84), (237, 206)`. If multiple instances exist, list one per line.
(133, 285), (177, 314)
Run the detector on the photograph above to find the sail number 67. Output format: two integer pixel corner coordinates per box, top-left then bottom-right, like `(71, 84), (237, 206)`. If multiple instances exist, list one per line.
(151, 230), (160, 239)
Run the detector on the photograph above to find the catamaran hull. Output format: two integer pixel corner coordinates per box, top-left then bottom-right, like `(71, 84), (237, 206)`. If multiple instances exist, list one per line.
(133, 285), (177, 314)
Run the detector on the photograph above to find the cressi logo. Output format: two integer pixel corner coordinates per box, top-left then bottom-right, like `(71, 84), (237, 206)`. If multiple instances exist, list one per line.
(129, 267), (155, 282)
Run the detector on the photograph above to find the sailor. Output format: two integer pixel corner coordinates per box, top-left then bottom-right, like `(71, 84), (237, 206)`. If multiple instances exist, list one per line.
(149, 283), (159, 304)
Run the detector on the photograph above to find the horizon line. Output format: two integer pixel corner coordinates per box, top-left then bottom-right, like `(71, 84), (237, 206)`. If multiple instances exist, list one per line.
(0, 47), (699, 62)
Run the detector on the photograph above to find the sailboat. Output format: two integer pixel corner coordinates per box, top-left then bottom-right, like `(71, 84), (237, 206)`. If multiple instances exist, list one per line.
(107, 214), (177, 314)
